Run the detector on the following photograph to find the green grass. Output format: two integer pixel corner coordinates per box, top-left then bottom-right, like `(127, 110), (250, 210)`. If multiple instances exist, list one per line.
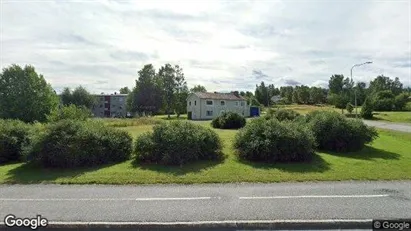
(373, 111), (411, 124)
(274, 104), (411, 123)
(1, 123), (410, 184)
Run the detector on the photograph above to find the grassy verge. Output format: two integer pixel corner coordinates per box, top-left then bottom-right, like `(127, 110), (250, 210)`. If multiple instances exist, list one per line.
(0, 124), (410, 184)
(372, 111), (411, 124)
(274, 104), (411, 123)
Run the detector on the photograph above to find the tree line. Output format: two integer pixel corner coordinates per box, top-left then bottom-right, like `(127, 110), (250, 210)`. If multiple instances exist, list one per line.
(251, 74), (410, 113)
(1, 63), (409, 123)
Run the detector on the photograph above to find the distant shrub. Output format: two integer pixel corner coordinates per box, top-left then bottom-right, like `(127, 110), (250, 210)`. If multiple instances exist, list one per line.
(47, 105), (92, 122)
(265, 109), (301, 121)
(26, 120), (132, 168)
(361, 97), (374, 119)
(211, 111), (246, 129)
(394, 93), (409, 111)
(305, 111), (378, 152)
(346, 103), (354, 114)
(234, 118), (315, 163)
(134, 121), (223, 165)
(0, 119), (31, 164)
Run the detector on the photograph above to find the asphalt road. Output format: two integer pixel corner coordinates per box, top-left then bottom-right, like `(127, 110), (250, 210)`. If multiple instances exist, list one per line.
(0, 181), (410, 224)
(362, 120), (411, 132)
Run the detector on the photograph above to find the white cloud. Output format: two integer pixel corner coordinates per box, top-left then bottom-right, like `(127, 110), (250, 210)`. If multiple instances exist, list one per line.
(1, 0), (410, 94)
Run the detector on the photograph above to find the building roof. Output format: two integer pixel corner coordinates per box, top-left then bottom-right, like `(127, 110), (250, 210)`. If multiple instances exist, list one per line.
(192, 92), (246, 100)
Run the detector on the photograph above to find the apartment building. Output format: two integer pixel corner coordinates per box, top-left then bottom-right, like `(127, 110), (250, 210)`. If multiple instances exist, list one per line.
(92, 93), (128, 118)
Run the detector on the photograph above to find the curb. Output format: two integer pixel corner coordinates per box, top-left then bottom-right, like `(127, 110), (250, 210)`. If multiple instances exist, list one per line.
(0, 219), (373, 230)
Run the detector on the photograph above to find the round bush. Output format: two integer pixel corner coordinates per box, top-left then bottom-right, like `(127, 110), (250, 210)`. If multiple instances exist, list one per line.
(305, 111), (378, 152)
(234, 118), (315, 163)
(26, 120), (132, 168)
(265, 109), (301, 121)
(134, 121), (223, 165)
(0, 119), (31, 164)
(211, 111), (246, 129)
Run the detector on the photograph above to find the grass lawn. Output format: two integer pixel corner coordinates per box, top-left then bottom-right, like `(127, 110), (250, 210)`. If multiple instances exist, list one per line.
(275, 104), (411, 123)
(373, 111), (411, 124)
(0, 121), (410, 184)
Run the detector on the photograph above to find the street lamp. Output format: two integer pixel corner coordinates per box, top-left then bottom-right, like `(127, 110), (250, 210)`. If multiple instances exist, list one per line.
(350, 61), (373, 118)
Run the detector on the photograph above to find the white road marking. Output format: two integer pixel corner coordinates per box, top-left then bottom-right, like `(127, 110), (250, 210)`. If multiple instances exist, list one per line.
(0, 197), (215, 201)
(239, 194), (389, 199)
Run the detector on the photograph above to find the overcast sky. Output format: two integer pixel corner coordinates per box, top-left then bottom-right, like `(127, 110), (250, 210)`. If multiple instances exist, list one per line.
(1, 0), (410, 94)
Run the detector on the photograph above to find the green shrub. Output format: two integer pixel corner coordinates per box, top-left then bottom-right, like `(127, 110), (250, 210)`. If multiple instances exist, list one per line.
(265, 109), (301, 121)
(305, 111), (378, 152)
(234, 118), (315, 163)
(346, 103), (354, 114)
(0, 119), (31, 164)
(211, 111), (246, 129)
(394, 93), (409, 111)
(134, 121), (223, 165)
(47, 104), (92, 122)
(26, 120), (132, 168)
(361, 97), (374, 119)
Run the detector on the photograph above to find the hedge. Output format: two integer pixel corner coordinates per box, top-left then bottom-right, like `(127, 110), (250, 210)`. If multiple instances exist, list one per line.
(25, 120), (132, 168)
(211, 111), (246, 129)
(134, 121), (223, 165)
(234, 118), (315, 163)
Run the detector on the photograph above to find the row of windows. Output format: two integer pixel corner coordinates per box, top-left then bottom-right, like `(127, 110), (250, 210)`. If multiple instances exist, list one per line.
(189, 100), (247, 106)
(206, 110), (245, 116)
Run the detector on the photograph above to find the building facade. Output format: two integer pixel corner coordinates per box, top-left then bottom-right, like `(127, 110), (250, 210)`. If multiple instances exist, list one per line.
(187, 92), (250, 120)
(92, 93), (128, 118)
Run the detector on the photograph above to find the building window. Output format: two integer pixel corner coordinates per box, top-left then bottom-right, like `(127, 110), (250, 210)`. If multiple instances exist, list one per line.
(235, 101), (239, 106)
(119, 98), (124, 102)
(99, 104), (103, 108)
(195, 101), (196, 105)
(100, 97), (104, 101)
(206, 100), (213, 105)
(220, 101), (225, 106)
(240, 102), (245, 106)
(206, 110), (213, 116)
(119, 106), (122, 109)
(189, 101), (191, 106)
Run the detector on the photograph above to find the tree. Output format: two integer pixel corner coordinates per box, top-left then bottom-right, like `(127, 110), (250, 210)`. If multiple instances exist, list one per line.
(0, 64), (59, 122)
(309, 87), (326, 104)
(119, 87), (131, 94)
(328, 74), (345, 94)
(129, 64), (163, 116)
(328, 93), (350, 114)
(190, 85), (207, 93)
(394, 92), (409, 111)
(361, 96), (374, 119)
(255, 81), (269, 106)
(70, 86), (96, 109)
(280, 86), (293, 104)
(353, 82), (366, 106)
(158, 64), (178, 118)
(373, 90), (395, 111)
(61, 87), (73, 106)
(296, 85), (310, 104)
(369, 75), (403, 96)
(173, 65), (188, 118)
(346, 103), (354, 114)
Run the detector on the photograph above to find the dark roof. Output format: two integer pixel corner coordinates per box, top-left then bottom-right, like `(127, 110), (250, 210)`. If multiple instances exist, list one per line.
(192, 92), (246, 100)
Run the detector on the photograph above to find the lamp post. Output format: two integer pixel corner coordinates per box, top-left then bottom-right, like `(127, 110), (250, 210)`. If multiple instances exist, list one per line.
(350, 61), (372, 118)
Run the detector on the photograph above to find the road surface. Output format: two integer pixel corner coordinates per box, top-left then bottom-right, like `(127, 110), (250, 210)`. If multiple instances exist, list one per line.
(0, 181), (410, 225)
(363, 120), (411, 133)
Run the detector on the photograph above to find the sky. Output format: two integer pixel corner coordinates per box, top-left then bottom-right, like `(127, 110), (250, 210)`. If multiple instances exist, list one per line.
(1, 0), (410, 94)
